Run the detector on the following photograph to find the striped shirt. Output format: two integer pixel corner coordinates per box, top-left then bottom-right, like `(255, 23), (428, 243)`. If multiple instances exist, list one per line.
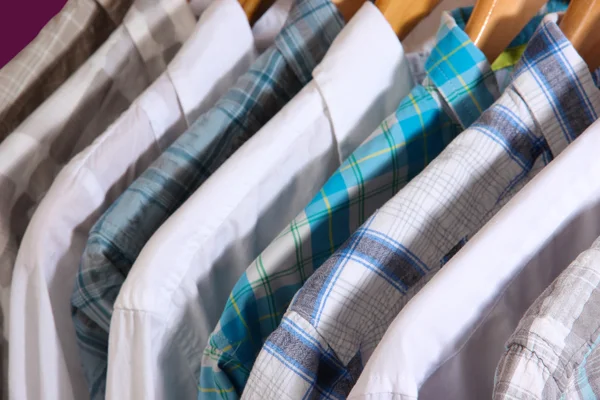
(199, 4), (569, 398)
(494, 236), (600, 399)
(242, 13), (600, 400)
(0, 0), (133, 141)
(71, 0), (344, 397)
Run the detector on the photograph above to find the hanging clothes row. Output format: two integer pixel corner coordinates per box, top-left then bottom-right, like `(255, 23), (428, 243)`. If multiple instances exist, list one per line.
(2, 0), (600, 399)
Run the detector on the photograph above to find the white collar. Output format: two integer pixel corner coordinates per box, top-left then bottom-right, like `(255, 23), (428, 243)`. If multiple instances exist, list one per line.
(312, 2), (414, 161)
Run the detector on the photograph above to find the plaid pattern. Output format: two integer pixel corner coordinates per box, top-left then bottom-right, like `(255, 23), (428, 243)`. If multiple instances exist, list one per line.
(0, 1), (195, 399)
(198, 5), (570, 399)
(71, 0), (344, 398)
(0, 0), (133, 142)
(241, 15), (600, 400)
(494, 236), (600, 399)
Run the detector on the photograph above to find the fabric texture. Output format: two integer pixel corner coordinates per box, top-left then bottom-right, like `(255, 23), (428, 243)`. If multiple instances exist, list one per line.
(71, 0), (344, 398)
(0, 1), (197, 399)
(113, 4), (419, 398)
(242, 12), (599, 400)
(494, 237), (600, 399)
(106, 3), (422, 399)
(204, 5), (568, 399)
(0, 0), (133, 142)
(6, 0), (290, 399)
(348, 118), (600, 400)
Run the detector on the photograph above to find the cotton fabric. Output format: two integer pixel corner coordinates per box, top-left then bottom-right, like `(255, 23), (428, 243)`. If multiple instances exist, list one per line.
(7, 1), (290, 399)
(348, 84), (600, 400)
(71, 0), (343, 397)
(110, 3), (421, 398)
(0, 0), (197, 398)
(243, 12), (599, 400)
(199, 6), (520, 397)
(206, 4), (565, 399)
(0, 0), (132, 142)
(494, 237), (600, 399)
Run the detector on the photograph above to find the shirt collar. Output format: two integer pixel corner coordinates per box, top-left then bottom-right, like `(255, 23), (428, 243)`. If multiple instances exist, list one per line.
(510, 13), (600, 157)
(311, 2), (418, 162)
(275, 0), (345, 87)
(424, 11), (498, 129)
(122, 0), (196, 82)
(425, 1), (570, 130)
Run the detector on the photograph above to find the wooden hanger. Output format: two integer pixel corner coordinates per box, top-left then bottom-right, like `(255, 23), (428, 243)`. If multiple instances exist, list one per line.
(375, 0), (440, 40)
(560, 0), (600, 71)
(332, 0), (367, 22)
(465, 0), (547, 63)
(240, 0), (276, 26)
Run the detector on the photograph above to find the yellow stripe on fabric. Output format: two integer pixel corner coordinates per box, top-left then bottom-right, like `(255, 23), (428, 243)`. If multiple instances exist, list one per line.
(259, 312), (283, 322)
(426, 40), (471, 73)
(340, 121), (455, 172)
(491, 44), (527, 71)
(229, 293), (255, 347)
(433, 44), (483, 114)
(199, 386), (236, 393)
(320, 188), (336, 254)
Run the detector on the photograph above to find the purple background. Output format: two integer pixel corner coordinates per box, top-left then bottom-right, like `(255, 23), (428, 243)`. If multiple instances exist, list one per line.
(1, 1), (68, 68)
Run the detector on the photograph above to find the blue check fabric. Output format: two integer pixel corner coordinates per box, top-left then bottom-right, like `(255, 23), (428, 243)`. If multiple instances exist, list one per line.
(70, 0), (344, 397)
(198, 4), (570, 399)
(241, 14), (600, 400)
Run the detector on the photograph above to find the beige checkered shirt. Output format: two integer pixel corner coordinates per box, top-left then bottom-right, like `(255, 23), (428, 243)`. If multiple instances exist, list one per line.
(0, 0), (133, 142)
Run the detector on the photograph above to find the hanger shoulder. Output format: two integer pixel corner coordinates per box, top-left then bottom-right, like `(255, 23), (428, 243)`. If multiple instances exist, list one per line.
(465, 0), (547, 62)
(375, 0), (440, 40)
(331, 0), (366, 22)
(560, 0), (600, 71)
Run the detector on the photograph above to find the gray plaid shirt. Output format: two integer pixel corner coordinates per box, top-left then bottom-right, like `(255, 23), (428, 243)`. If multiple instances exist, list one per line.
(495, 236), (600, 399)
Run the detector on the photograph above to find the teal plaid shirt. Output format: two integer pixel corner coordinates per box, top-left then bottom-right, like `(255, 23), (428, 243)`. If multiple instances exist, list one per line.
(198, 4), (569, 398)
(70, 0), (344, 398)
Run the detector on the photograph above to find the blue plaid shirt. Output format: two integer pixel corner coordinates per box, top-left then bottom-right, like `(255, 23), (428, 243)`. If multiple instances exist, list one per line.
(199, 4), (569, 399)
(242, 13), (600, 400)
(70, 0), (344, 397)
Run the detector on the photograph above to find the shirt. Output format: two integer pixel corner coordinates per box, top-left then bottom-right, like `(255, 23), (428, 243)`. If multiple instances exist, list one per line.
(0, 0), (132, 142)
(242, 13), (600, 400)
(347, 117), (600, 400)
(110, 3), (421, 399)
(494, 237), (600, 399)
(6, 0), (287, 399)
(71, 0), (344, 398)
(205, 5), (566, 398)
(0, 0), (195, 397)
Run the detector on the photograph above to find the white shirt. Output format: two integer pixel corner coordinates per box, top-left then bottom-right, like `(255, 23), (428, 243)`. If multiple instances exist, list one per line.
(108, 3), (419, 399)
(348, 119), (600, 400)
(7, 1), (287, 399)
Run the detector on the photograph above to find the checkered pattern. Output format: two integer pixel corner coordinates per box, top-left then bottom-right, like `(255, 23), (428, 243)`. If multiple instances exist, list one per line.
(71, 0), (344, 398)
(241, 15), (600, 400)
(0, 0), (195, 398)
(0, 0), (132, 142)
(198, 4), (571, 398)
(494, 236), (600, 399)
